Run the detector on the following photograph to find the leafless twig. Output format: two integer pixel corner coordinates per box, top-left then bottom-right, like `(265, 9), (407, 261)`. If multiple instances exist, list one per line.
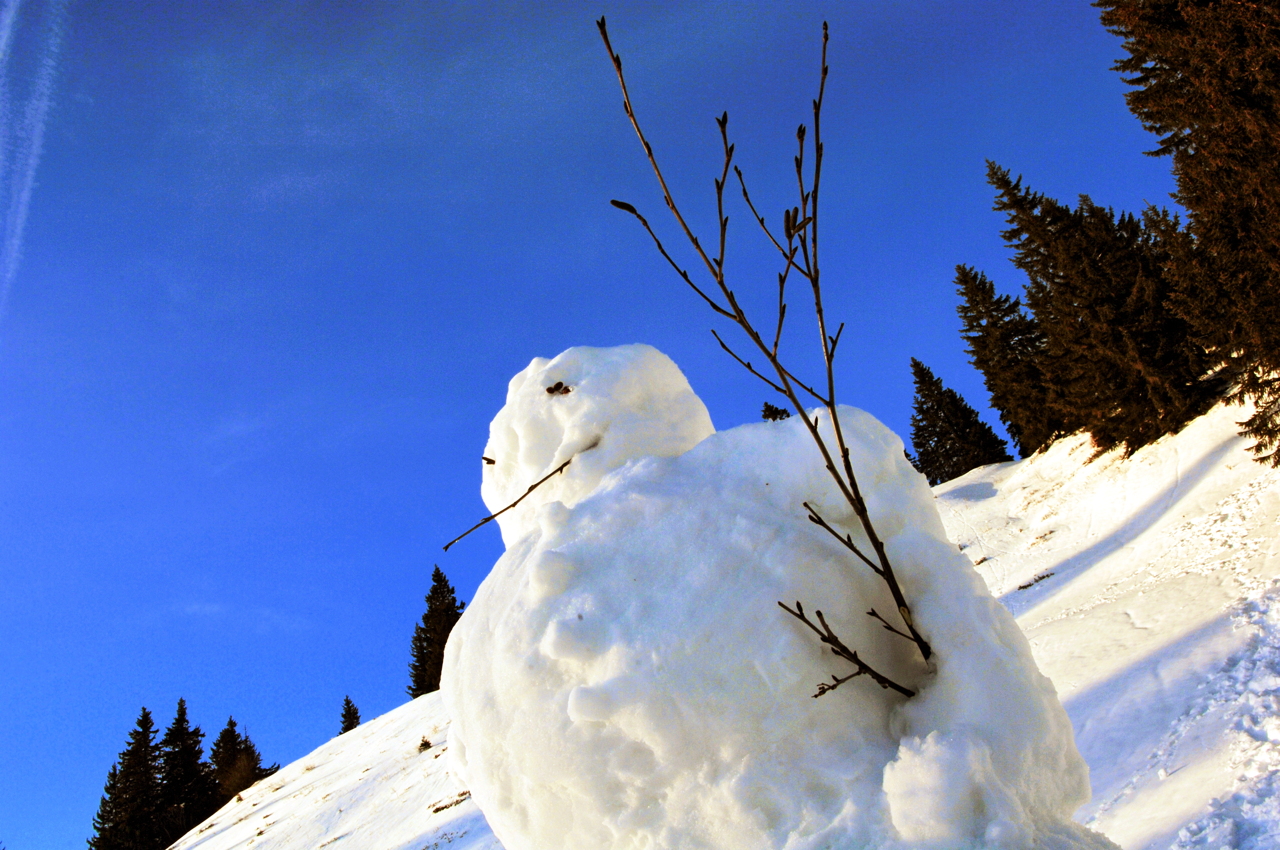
(778, 601), (914, 697)
(443, 457), (574, 552)
(598, 16), (933, 698)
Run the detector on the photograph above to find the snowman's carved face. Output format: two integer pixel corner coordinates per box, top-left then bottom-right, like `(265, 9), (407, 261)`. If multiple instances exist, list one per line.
(480, 344), (714, 546)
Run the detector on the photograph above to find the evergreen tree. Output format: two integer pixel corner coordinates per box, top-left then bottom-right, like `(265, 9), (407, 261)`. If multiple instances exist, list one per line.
(954, 265), (1059, 456)
(987, 162), (1215, 453)
(89, 707), (163, 850)
(209, 717), (278, 807)
(339, 696), (361, 735)
(908, 358), (1012, 485)
(1097, 0), (1280, 463)
(157, 699), (218, 844)
(407, 566), (466, 698)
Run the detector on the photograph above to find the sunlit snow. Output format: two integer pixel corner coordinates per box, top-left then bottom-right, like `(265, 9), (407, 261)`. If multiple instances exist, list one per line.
(173, 350), (1280, 850)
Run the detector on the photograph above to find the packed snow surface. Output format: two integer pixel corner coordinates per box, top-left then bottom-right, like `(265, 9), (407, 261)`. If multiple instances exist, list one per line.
(935, 402), (1280, 850)
(168, 692), (497, 850)
(173, 351), (1280, 850)
(444, 345), (1108, 850)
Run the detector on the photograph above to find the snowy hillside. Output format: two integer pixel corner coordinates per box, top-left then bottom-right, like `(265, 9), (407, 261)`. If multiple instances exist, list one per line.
(169, 693), (500, 850)
(173, 400), (1279, 850)
(935, 402), (1280, 850)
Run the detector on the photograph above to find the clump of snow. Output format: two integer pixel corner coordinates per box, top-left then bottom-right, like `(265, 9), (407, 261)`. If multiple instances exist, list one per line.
(479, 344), (714, 547)
(443, 345), (1112, 850)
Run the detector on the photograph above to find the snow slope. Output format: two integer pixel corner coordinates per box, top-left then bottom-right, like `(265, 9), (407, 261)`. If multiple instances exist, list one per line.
(935, 402), (1280, 850)
(169, 692), (500, 850)
(172, 400), (1280, 850)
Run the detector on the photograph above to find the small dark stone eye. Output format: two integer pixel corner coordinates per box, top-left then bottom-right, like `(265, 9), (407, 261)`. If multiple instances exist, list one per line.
(546, 381), (571, 395)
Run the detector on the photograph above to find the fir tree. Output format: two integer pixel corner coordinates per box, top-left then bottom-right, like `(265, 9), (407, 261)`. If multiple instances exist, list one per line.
(954, 265), (1059, 456)
(987, 162), (1215, 453)
(408, 566), (466, 698)
(908, 359), (1012, 485)
(209, 717), (278, 807)
(89, 707), (163, 850)
(157, 699), (218, 844)
(1097, 0), (1280, 463)
(339, 696), (361, 735)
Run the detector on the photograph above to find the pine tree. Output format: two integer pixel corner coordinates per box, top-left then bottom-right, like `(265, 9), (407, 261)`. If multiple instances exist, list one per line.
(339, 696), (361, 735)
(954, 264), (1059, 456)
(209, 717), (278, 807)
(89, 708), (164, 850)
(1097, 0), (1280, 463)
(407, 566), (466, 698)
(157, 699), (218, 844)
(908, 358), (1012, 485)
(987, 162), (1215, 453)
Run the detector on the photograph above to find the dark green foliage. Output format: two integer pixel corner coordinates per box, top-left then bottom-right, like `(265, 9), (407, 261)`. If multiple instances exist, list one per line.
(210, 717), (278, 807)
(157, 699), (219, 844)
(89, 708), (163, 850)
(1097, 0), (1280, 463)
(986, 162), (1216, 454)
(339, 696), (361, 735)
(908, 359), (1012, 485)
(955, 265), (1060, 456)
(408, 566), (466, 698)
(90, 704), (274, 849)
(761, 401), (791, 421)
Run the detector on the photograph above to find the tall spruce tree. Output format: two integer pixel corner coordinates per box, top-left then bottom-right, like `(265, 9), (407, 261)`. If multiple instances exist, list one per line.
(157, 699), (218, 844)
(339, 696), (361, 735)
(908, 359), (1012, 485)
(209, 717), (278, 807)
(954, 265), (1059, 456)
(1097, 0), (1280, 463)
(987, 162), (1215, 453)
(408, 566), (466, 698)
(89, 708), (163, 850)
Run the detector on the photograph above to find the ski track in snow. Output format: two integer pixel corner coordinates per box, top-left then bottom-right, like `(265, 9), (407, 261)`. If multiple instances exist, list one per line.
(175, 401), (1280, 850)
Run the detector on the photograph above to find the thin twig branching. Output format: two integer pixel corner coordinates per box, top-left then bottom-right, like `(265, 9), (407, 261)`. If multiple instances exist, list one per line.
(598, 16), (932, 698)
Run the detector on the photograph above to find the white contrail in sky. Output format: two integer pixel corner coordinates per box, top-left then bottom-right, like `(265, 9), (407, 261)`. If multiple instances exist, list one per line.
(0, 0), (65, 320)
(0, 0), (25, 70)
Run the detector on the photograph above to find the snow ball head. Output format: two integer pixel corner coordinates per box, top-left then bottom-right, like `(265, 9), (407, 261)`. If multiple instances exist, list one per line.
(477, 344), (715, 547)
(443, 345), (1115, 850)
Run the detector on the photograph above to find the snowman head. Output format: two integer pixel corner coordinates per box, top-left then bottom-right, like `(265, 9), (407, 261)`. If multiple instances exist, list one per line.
(480, 344), (714, 546)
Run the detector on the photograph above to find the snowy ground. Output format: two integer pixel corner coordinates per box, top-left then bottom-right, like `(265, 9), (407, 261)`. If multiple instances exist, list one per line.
(169, 693), (500, 850)
(936, 402), (1280, 850)
(173, 400), (1280, 850)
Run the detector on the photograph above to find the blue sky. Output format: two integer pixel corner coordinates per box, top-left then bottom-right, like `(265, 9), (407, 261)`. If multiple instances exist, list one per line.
(0, 2), (1178, 846)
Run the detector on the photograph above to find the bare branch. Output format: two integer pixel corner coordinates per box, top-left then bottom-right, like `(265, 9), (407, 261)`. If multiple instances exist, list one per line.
(735, 165), (805, 275)
(828, 322), (844, 357)
(609, 200), (734, 320)
(599, 17), (935, 687)
(778, 601), (914, 698)
(802, 502), (881, 574)
(711, 329), (787, 395)
(597, 17), (724, 286)
(867, 607), (916, 642)
(444, 456), (573, 551)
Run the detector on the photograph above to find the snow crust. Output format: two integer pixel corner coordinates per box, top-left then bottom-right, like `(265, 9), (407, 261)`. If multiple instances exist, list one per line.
(443, 345), (1110, 850)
